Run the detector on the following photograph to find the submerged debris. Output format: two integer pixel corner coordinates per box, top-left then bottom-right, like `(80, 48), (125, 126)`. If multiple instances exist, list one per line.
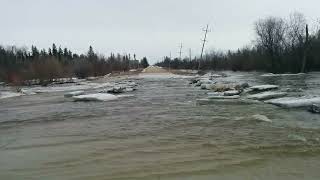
(103, 86), (126, 94)
(101, 82), (137, 94)
(309, 104), (320, 114)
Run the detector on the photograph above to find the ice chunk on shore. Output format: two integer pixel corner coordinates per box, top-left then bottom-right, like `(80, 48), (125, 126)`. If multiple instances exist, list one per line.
(266, 97), (320, 108)
(261, 73), (306, 77)
(247, 91), (287, 100)
(208, 95), (240, 99)
(207, 92), (224, 96)
(224, 90), (240, 96)
(261, 73), (278, 77)
(73, 93), (118, 102)
(250, 85), (279, 91)
(24, 82), (112, 94)
(20, 89), (37, 95)
(124, 87), (135, 92)
(197, 98), (260, 106)
(64, 91), (85, 97)
(0, 91), (23, 99)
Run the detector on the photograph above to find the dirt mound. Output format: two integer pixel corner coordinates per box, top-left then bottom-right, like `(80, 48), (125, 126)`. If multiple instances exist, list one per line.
(142, 66), (168, 73)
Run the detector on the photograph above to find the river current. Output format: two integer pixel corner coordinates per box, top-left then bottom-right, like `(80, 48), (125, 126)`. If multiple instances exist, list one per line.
(1, 72), (320, 180)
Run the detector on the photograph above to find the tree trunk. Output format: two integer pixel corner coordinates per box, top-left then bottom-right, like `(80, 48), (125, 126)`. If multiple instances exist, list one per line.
(301, 24), (309, 73)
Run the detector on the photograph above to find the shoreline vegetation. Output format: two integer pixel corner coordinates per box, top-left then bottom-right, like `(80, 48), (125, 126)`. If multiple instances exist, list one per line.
(156, 12), (320, 73)
(0, 44), (149, 85)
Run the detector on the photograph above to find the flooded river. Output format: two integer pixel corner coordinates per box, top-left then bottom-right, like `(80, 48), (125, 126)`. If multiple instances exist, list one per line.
(1, 72), (320, 180)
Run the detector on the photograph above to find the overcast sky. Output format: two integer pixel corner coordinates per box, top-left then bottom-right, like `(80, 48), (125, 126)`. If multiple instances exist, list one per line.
(1, 0), (320, 63)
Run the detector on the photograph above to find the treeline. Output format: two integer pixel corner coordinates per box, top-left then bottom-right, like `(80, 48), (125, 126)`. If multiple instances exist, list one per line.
(0, 44), (149, 84)
(156, 12), (320, 73)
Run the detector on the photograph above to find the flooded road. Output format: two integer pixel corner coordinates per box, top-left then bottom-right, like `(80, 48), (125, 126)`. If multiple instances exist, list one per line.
(1, 72), (320, 180)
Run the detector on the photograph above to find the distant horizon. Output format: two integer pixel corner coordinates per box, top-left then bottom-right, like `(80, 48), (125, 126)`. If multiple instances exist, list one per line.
(1, 0), (320, 64)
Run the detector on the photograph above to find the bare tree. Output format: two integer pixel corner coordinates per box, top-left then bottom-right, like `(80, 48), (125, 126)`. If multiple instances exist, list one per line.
(287, 12), (307, 49)
(255, 17), (287, 71)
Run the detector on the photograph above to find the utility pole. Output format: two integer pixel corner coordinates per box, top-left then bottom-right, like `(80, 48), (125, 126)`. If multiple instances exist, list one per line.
(178, 43), (183, 60)
(199, 24), (210, 70)
(189, 48), (192, 61)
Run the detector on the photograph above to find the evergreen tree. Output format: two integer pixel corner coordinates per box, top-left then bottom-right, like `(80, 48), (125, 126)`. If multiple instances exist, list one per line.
(87, 46), (95, 59)
(52, 43), (58, 57)
(48, 48), (52, 56)
(58, 47), (63, 60)
(63, 48), (69, 58)
(31, 45), (40, 58)
(40, 49), (47, 57)
(140, 57), (149, 68)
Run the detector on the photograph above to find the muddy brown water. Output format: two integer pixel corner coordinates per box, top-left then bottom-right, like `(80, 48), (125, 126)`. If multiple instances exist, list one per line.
(1, 72), (320, 180)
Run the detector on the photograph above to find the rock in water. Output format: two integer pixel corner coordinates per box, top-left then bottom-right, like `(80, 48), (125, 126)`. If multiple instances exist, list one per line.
(235, 83), (250, 91)
(201, 84), (215, 90)
(73, 93), (118, 102)
(247, 91), (287, 101)
(212, 84), (233, 92)
(106, 86), (125, 94)
(309, 104), (320, 114)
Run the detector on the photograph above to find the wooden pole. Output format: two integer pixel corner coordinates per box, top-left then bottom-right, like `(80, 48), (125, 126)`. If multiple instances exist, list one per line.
(199, 24), (210, 70)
